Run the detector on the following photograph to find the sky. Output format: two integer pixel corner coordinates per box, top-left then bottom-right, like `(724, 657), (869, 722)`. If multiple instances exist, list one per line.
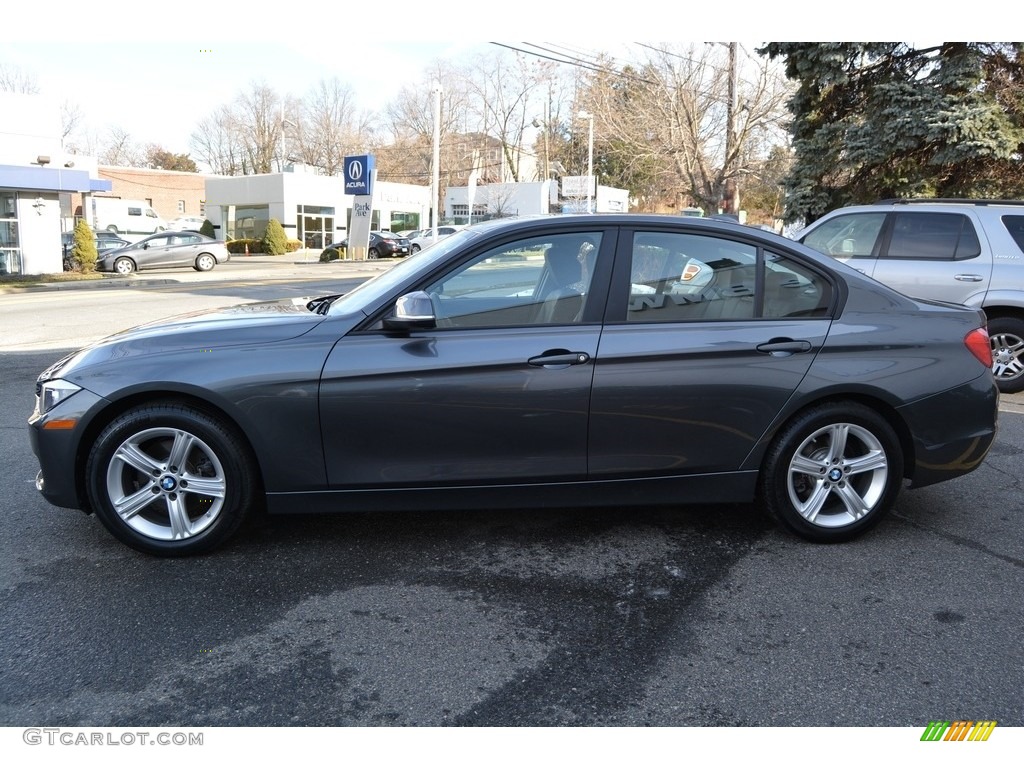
(2, 4), (981, 160)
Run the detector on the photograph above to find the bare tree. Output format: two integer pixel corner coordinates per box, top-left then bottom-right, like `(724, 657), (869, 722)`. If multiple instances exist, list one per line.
(297, 77), (371, 175)
(582, 44), (792, 213)
(191, 81), (291, 175)
(377, 61), (476, 219)
(0, 62), (39, 93)
(234, 81), (284, 174)
(191, 106), (247, 175)
(99, 127), (145, 167)
(60, 99), (84, 147)
(468, 51), (555, 182)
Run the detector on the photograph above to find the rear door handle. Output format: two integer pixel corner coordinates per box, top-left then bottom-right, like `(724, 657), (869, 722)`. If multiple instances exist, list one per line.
(756, 339), (812, 357)
(528, 350), (591, 367)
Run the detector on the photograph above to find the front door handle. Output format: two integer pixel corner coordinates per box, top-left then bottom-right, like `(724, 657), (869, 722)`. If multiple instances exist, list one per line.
(756, 339), (812, 357)
(528, 350), (591, 367)
(954, 274), (984, 282)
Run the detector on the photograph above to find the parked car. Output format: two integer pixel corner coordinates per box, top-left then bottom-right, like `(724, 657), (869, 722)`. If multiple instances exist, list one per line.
(409, 225), (465, 253)
(166, 216), (207, 231)
(29, 214), (997, 556)
(321, 231), (411, 260)
(96, 231), (230, 274)
(795, 198), (1024, 392)
(62, 232), (131, 270)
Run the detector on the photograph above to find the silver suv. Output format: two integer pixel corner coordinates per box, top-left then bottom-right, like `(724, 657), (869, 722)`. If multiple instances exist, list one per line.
(796, 199), (1024, 392)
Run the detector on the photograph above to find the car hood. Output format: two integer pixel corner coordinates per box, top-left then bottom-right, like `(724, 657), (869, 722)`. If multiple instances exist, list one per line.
(46, 298), (329, 379)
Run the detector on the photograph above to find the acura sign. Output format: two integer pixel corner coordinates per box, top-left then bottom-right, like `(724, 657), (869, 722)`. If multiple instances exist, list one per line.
(344, 155), (375, 196)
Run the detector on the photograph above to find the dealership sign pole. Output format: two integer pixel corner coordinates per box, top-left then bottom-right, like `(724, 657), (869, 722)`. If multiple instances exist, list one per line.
(344, 155), (375, 260)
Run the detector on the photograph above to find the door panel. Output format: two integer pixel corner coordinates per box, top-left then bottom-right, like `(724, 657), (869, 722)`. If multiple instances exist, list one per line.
(589, 320), (831, 477)
(319, 327), (600, 486)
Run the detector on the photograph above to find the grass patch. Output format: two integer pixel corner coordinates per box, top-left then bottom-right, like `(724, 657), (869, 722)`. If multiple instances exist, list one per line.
(0, 272), (107, 286)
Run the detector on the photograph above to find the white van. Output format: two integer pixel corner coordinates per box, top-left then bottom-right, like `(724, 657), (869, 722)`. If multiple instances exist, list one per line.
(90, 198), (167, 236)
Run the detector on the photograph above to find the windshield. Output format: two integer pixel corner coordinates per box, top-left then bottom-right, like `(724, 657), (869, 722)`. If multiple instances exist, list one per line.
(327, 228), (484, 316)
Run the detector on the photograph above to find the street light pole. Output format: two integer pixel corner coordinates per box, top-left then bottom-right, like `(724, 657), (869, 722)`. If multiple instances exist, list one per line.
(577, 110), (594, 214)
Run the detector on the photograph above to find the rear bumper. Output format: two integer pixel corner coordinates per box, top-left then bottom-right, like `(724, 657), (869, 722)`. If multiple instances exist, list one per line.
(897, 372), (999, 488)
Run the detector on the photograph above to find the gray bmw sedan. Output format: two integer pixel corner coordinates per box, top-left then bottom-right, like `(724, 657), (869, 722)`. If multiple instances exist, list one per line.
(29, 215), (998, 555)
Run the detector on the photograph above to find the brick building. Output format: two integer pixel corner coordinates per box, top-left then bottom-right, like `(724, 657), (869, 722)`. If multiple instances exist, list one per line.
(76, 166), (209, 223)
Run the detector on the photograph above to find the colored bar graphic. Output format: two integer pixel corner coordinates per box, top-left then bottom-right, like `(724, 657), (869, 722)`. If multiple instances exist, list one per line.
(921, 720), (996, 742)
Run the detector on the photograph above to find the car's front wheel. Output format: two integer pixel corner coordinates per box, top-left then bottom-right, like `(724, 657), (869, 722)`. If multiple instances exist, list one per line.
(988, 316), (1024, 394)
(411, 244), (421, 253)
(194, 253), (216, 272)
(367, 247), (379, 260)
(760, 402), (902, 543)
(113, 256), (135, 275)
(85, 403), (256, 556)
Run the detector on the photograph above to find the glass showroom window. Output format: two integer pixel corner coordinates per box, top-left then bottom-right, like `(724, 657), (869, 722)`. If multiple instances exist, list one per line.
(0, 191), (21, 275)
(222, 205), (269, 240)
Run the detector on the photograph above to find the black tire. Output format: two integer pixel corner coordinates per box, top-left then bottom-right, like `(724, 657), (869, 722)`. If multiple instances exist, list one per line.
(988, 316), (1024, 394)
(759, 402), (903, 543)
(85, 403), (256, 556)
(194, 253), (216, 272)
(411, 244), (421, 253)
(107, 225), (119, 234)
(113, 256), (135, 275)
(368, 247), (380, 260)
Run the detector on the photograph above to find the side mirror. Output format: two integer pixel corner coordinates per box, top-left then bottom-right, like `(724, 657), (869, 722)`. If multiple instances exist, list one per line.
(383, 291), (437, 331)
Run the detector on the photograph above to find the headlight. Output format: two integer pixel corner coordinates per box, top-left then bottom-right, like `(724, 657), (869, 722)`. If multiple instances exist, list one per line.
(36, 379), (81, 414)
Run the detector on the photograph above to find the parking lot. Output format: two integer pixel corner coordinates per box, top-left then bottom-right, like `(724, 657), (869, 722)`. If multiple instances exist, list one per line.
(2, 260), (1023, 733)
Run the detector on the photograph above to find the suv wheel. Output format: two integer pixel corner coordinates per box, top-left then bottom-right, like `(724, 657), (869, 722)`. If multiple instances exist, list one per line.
(989, 316), (1024, 393)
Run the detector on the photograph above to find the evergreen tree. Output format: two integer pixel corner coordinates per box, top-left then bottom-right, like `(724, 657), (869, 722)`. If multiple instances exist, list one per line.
(760, 43), (1024, 223)
(199, 219), (215, 238)
(72, 219), (98, 273)
(262, 218), (287, 255)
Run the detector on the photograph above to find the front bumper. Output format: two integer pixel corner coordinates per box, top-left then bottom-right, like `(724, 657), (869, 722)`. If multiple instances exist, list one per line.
(897, 372), (999, 489)
(28, 388), (109, 511)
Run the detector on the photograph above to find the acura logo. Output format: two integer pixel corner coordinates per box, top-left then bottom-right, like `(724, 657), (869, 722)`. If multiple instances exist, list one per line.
(347, 159), (364, 181)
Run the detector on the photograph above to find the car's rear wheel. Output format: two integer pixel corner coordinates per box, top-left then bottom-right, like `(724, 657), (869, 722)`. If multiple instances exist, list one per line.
(988, 316), (1024, 394)
(760, 402), (902, 543)
(113, 256), (135, 275)
(85, 403), (255, 556)
(195, 253), (216, 272)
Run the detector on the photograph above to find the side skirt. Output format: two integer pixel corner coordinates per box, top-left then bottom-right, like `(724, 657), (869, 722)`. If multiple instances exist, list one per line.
(265, 471), (760, 515)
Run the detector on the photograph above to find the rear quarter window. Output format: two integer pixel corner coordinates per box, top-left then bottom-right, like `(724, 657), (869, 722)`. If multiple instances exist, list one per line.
(1001, 215), (1024, 254)
(885, 212), (981, 260)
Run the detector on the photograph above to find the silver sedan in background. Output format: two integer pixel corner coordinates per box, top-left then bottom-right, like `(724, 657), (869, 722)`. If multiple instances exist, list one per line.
(98, 231), (230, 274)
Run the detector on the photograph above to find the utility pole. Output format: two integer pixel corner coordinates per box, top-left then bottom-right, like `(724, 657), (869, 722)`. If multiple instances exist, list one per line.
(724, 42), (739, 215)
(431, 83), (442, 238)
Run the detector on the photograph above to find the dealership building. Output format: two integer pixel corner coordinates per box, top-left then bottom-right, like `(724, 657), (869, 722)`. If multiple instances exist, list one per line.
(0, 92), (111, 275)
(204, 169), (432, 249)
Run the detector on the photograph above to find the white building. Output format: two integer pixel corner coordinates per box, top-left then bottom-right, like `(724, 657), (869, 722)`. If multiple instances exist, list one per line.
(0, 92), (111, 275)
(445, 180), (630, 222)
(205, 169), (431, 248)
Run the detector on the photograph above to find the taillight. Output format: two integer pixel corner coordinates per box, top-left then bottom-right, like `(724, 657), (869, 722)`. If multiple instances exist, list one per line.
(965, 327), (992, 368)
